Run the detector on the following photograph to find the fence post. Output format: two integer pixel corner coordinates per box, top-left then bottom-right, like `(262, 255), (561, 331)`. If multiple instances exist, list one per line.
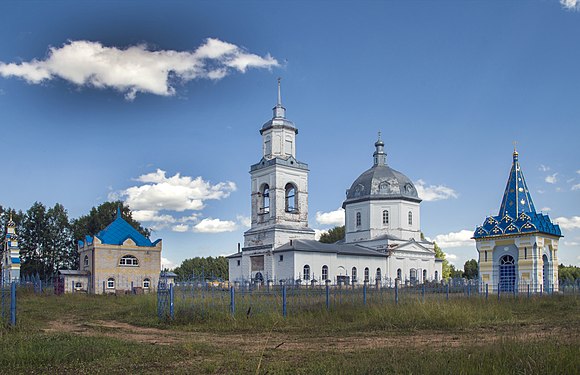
(485, 283), (488, 300)
(446, 282), (449, 301)
(39, 279), (43, 294)
(230, 286), (235, 316)
(282, 285), (287, 318)
(467, 283), (471, 298)
(498, 283), (500, 301)
(10, 282), (16, 327)
(363, 282), (367, 306)
(395, 279), (399, 305)
(103, 280), (105, 294)
(169, 283), (174, 320)
(527, 284), (530, 299)
(540, 284), (543, 297)
(422, 283), (425, 303)
(325, 282), (330, 310)
(131, 281), (134, 294)
(72, 280), (75, 294)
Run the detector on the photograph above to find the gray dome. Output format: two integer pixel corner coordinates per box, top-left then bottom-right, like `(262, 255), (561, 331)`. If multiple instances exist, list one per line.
(344, 164), (420, 203)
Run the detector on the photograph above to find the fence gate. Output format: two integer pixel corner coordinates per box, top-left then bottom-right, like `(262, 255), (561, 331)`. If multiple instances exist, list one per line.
(157, 275), (173, 320)
(0, 282), (16, 327)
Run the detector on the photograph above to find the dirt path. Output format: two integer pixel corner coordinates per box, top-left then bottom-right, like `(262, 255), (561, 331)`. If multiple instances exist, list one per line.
(43, 318), (575, 352)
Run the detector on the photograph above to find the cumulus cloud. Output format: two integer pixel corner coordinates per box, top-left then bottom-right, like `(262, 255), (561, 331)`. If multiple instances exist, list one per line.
(172, 224), (189, 232)
(0, 38), (278, 100)
(554, 216), (580, 230)
(432, 229), (473, 248)
(539, 164), (551, 172)
(315, 208), (345, 226)
(446, 253), (458, 260)
(237, 215), (251, 228)
(545, 173), (558, 184)
(572, 184), (580, 191)
(561, 0), (580, 10)
(314, 229), (327, 241)
(414, 180), (458, 202)
(161, 257), (177, 270)
(193, 218), (237, 233)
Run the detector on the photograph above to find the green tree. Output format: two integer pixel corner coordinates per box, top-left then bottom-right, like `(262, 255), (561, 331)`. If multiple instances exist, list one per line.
(173, 256), (229, 280)
(46, 203), (76, 272)
(71, 201), (150, 243)
(448, 264), (464, 279)
(19, 202), (50, 278)
(319, 226), (345, 243)
(463, 259), (478, 279)
(433, 242), (452, 279)
(558, 264), (580, 282)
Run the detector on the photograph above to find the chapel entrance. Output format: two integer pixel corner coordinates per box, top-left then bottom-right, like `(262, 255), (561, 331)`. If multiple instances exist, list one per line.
(499, 255), (516, 292)
(542, 254), (549, 292)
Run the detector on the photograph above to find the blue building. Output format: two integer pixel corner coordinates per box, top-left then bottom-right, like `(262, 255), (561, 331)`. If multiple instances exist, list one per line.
(473, 148), (562, 293)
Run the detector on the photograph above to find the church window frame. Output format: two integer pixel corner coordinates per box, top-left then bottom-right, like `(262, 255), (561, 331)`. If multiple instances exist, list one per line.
(74, 282), (82, 290)
(382, 210), (389, 225)
(484, 251), (488, 262)
(322, 265), (328, 281)
(261, 184), (270, 214)
(143, 278), (151, 289)
(285, 183), (298, 213)
(423, 269), (427, 281)
(83, 255), (89, 269)
(119, 255), (139, 267)
(397, 268), (402, 280)
(524, 247), (527, 260)
(279, 255), (284, 262)
(410, 268), (417, 283)
(237, 260), (241, 266)
(352, 267), (357, 282)
(375, 268), (382, 281)
(303, 265), (310, 280)
(434, 271), (439, 281)
(107, 277), (115, 289)
(356, 212), (361, 227)
(408, 211), (413, 226)
(364, 267), (370, 282)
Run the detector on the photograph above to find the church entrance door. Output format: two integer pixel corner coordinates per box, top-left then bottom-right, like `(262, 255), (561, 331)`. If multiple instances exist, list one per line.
(499, 255), (516, 293)
(542, 254), (549, 292)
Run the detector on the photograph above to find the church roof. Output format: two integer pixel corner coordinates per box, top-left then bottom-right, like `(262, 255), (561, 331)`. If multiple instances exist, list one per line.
(79, 208), (160, 247)
(274, 239), (386, 257)
(473, 150), (562, 240)
(343, 135), (420, 205)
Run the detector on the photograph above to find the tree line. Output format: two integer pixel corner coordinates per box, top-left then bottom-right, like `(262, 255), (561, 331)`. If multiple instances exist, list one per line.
(0, 201), (148, 280)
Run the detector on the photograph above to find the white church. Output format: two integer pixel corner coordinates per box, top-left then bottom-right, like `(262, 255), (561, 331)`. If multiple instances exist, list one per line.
(228, 81), (442, 285)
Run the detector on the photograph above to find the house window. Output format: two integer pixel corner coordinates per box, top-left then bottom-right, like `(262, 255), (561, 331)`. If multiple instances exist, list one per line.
(375, 268), (381, 281)
(408, 211), (413, 226)
(352, 267), (357, 282)
(262, 184), (270, 214)
(322, 265), (328, 281)
(397, 268), (402, 279)
(119, 255), (139, 266)
(279, 255), (284, 262)
(285, 183), (297, 212)
(83, 255), (89, 269)
(364, 267), (369, 282)
(356, 212), (361, 227)
(107, 278), (115, 289)
(382, 210), (389, 225)
(143, 278), (150, 289)
(423, 269), (427, 281)
(237, 260), (241, 266)
(304, 265), (310, 280)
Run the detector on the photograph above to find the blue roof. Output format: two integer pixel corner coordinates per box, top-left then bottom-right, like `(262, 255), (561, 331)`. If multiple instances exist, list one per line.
(474, 151), (562, 240)
(94, 208), (159, 247)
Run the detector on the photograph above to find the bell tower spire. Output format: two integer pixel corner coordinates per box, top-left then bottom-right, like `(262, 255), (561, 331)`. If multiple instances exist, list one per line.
(273, 77), (286, 119)
(373, 131), (387, 166)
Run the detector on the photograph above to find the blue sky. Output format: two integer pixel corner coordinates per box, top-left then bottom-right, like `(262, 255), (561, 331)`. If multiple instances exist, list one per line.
(0, 1), (579, 269)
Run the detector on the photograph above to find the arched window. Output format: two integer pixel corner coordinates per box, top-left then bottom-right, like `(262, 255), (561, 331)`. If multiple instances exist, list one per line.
(484, 251), (488, 262)
(322, 265), (328, 281)
(74, 282), (82, 289)
(262, 184), (270, 214)
(356, 212), (361, 227)
(375, 268), (381, 281)
(524, 247), (527, 260)
(397, 268), (402, 279)
(107, 277), (115, 289)
(364, 267), (370, 282)
(143, 278), (150, 289)
(410, 269), (417, 283)
(382, 210), (389, 225)
(352, 267), (357, 282)
(285, 183), (297, 212)
(83, 255), (89, 268)
(408, 211), (413, 226)
(434, 271), (439, 281)
(119, 255), (139, 266)
(423, 269), (427, 281)
(303, 265), (311, 280)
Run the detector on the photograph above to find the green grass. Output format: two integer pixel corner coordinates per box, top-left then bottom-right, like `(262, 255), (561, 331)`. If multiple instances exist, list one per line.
(1, 291), (578, 374)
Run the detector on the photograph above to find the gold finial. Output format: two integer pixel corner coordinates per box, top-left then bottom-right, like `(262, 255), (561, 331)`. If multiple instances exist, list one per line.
(378, 131), (382, 141)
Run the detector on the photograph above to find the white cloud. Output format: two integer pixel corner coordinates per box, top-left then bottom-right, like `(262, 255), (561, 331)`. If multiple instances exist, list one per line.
(172, 224), (189, 232)
(432, 229), (473, 248)
(315, 208), (345, 227)
(564, 241), (580, 246)
(446, 253), (458, 260)
(161, 257), (177, 270)
(540, 207), (552, 212)
(561, 0), (580, 10)
(314, 229), (327, 241)
(539, 164), (551, 172)
(577, 170), (580, 175)
(545, 173), (558, 184)
(414, 180), (458, 202)
(572, 184), (580, 191)
(554, 216), (580, 230)
(236, 215), (251, 228)
(0, 39), (278, 100)
(113, 169), (236, 213)
(193, 218), (237, 233)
